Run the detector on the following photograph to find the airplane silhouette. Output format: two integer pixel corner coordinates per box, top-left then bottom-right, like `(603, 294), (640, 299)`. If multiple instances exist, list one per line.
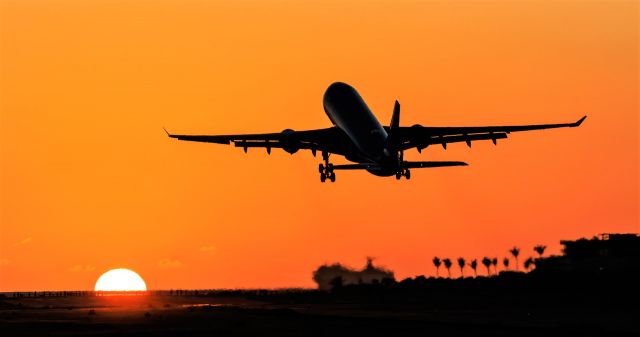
(166, 82), (586, 182)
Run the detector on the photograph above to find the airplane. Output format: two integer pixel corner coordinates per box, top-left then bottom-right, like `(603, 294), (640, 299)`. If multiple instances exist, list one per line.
(166, 82), (586, 182)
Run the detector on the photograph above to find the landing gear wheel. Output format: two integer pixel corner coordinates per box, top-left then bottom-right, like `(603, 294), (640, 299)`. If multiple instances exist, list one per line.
(405, 169), (411, 180)
(319, 152), (337, 183)
(395, 172), (401, 180)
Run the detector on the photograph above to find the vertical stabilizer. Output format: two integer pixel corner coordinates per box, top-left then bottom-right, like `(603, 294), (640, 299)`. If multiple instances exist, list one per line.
(390, 100), (400, 130)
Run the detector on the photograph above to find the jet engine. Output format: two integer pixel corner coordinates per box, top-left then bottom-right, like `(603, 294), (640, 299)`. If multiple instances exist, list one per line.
(281, 129), (300, 154)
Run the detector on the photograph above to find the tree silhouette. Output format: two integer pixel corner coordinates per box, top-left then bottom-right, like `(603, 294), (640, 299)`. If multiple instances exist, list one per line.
(524, 257), (535, 271)
(469, 259), (478, 277)
(481, 257), (492, 276)
(443, 258), (452, 278)
(432, 257), (441, 277)
(491, 257), (498, 274)
(502, 257), (510, 271)
(534, 245), (547, 258)
(457, 257), (466, 278)
(510, 247), (520, 270)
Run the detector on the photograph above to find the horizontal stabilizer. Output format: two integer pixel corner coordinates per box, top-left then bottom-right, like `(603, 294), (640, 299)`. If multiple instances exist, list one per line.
(403, 161), (468, 168)
(331, 163), (375, 170)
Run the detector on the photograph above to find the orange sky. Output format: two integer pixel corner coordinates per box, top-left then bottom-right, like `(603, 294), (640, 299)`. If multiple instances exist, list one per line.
(0, 0), (638, 291)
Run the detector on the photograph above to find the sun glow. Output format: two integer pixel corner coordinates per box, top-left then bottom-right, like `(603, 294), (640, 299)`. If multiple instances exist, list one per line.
(94, 269), (147, 291)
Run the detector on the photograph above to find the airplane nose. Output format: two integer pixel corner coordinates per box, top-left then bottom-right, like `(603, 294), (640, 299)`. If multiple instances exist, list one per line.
(327, 82), (351, 91)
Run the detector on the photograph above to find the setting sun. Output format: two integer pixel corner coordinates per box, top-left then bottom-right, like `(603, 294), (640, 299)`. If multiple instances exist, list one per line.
(94, 269), (147, 292)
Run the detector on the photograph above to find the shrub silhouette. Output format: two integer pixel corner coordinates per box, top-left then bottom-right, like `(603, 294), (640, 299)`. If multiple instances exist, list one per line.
(524, 257), (535, 271)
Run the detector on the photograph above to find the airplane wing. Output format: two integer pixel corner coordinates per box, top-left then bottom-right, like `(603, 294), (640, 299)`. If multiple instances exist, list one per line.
(392, 116), (586, 151)
(164, 127), (351, 156)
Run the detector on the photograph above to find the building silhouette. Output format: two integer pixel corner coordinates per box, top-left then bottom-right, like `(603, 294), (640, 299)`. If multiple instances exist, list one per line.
(535, 233), (640, 274)
(313, 258), (395, 291)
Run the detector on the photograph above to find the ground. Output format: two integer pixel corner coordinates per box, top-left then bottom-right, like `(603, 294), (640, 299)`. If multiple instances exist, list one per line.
(1, 287), (636, 337)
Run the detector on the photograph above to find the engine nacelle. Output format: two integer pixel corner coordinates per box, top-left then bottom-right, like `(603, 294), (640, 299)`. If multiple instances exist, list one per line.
(281, 129), (300, 154)
(411, 124), (425, 152)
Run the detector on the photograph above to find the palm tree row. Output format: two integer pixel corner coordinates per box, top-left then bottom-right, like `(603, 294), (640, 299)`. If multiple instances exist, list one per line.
(432, 244), (547, 278)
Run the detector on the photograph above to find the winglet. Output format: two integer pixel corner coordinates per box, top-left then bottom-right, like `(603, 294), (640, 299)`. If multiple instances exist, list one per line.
(573, 115), (587, 127)
(163, 127), (172, 137)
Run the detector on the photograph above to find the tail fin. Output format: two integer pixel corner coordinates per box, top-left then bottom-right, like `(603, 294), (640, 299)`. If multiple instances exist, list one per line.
(390, 100), (400, 130)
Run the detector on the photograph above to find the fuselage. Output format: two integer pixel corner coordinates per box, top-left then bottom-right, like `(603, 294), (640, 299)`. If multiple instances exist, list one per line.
(322, 82), (398, 176)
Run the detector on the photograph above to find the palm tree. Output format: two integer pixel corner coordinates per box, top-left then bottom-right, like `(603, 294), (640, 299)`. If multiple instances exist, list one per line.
(432, 257), (441, 277)
(509, 247), (520, 270)
(443, 258), (452, 278)
(457, 257), (466, 278)
(481, 257), (492, 276)
(469, 259), (478, 277)
(491, 257), (498, 274)
(524, 257), (535, 271)
(534, 245), (547, 258)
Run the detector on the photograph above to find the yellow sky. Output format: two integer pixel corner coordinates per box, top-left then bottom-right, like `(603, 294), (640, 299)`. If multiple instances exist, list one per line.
(0, 0), (638, 290)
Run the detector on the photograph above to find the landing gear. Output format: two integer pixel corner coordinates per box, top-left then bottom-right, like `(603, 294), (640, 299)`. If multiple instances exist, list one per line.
(395, 150), (410, 180)
(396, 168), (411, 180)
(319, 151), (336, 183)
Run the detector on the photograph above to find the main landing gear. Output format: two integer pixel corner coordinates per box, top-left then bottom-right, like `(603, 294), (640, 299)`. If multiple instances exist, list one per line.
(395, 151), (410, 180)
(319, 151), (336, 183)
(395, 168), (411, 180)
